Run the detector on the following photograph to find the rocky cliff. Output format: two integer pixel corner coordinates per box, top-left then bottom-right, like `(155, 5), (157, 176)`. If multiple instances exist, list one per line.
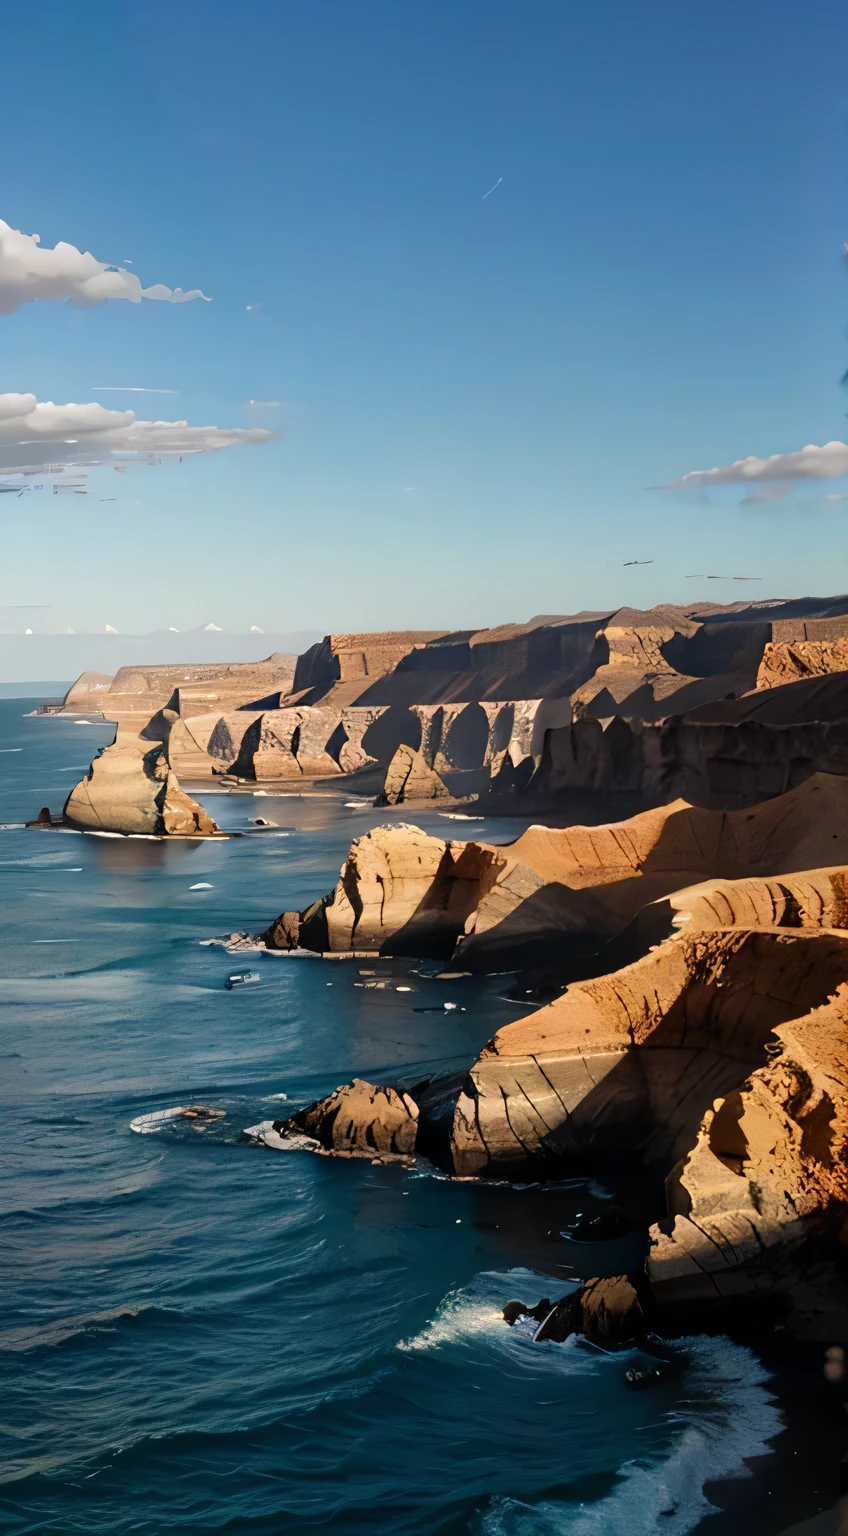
(57, 594), (848, 806)
(262, 774), (848, 964)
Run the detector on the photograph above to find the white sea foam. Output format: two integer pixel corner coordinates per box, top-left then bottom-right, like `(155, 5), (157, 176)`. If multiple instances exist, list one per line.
(398, 1271), (780, 1533)
(243, 1120), (321, 1152)
(130, 1106), (189, 1134)
(480, 1332), (781, 1536)
(398, 1268), (579, 1356)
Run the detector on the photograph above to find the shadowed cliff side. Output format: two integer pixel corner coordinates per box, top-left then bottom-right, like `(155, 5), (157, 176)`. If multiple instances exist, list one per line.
(260, 774), (848, 965)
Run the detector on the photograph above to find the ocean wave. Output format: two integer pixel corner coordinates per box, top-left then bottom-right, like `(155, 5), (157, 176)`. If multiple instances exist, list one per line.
(0, 1302), (171, 1354)
(397, 1268), (581, 1356)
(480, 1333), (781, 1536)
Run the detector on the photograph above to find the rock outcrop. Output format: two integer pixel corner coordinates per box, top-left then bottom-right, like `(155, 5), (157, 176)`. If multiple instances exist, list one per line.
(756, 636), (848, 689)
(275, 1078), (419, 1158)
(64, 596), (848, 806)
(377, 745), (450, 804)
(61, 671), (114, 713)
(647, 980), (848, 1305)
(522, 672), (848, 811)
(63, 742), (221, 836)
(262, 775), (848, 964)
(293, 632), (447, 704)
(61, 654), (297, 732)
(504, 1274), (653, 1345)
(262, 823), (498, 955)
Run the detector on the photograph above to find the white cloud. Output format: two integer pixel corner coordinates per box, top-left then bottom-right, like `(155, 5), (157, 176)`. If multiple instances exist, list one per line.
(739, 486), (790, 505)
(0, 219), (210, 315)
(93, 387), (179, 395)
(666, 441), (848, 489)
(0, 391), (277, 474)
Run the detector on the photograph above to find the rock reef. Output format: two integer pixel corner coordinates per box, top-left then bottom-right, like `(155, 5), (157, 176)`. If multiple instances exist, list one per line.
(275, 1078), (419, 1159)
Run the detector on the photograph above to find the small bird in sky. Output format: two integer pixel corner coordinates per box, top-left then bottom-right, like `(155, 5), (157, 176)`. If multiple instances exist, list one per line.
(482, 177), (502, 200)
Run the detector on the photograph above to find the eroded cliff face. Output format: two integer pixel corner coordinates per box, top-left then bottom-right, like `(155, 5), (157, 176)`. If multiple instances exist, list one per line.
(252, 783), (848, 1306)
(61, 655), (297, 733)
(377, 745), (449, 804)
(648, 982), (848, 1304)
(450, 927), (848, 1177)
(757, 633), (848, 689)
(262, 823), (506, 956)
(63, 742), (220, 836)
(264, 907), (848, 1300)
(61, 599), (848, 805)
(262, 774), (848, 963)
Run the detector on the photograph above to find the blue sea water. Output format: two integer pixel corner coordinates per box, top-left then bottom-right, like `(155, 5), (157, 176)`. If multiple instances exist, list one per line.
(0, 701), (783, 1535)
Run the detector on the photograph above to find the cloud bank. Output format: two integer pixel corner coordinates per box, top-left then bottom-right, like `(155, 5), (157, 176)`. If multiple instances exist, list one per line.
(0, 393), (276, 474)
(0, 220), (210, 315)
(666, 441), (848, 489)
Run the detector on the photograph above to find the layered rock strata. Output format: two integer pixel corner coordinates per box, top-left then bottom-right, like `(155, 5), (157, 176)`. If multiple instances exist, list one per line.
(449, 926), (848, 1177)
(61, 654), (297, 732)
(279, 915), (848, 1303)
(647, 980), (848, 1305)
(523, 678), (848, 810)
(262, 775), (848, 964)
(262, 823), (498, 955)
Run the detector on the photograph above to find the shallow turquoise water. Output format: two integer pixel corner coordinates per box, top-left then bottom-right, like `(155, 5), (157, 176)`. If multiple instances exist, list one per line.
(0, 701), (782, 1534)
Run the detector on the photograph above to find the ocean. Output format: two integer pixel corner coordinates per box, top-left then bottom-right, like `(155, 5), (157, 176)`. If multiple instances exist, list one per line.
(0, 700), (788, 1534)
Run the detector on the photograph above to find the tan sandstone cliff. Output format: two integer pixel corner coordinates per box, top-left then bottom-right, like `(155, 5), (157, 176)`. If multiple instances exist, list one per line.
(63, 741), (221, 836)
(262, 773), (848, 962)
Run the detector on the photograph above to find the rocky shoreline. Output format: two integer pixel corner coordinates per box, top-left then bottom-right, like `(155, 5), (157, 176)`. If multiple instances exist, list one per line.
(32, 599), (848, 1459)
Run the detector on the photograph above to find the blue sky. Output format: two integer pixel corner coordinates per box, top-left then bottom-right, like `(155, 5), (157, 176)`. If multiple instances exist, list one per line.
(2, 0), (848, 635)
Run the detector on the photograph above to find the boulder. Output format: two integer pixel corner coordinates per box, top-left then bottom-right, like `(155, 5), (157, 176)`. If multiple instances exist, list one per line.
(276, 1078), (419, 1157)
(378, 744), (450, 804)
(63, 741), (220, 836)
(530, 1274), (652, 1345)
